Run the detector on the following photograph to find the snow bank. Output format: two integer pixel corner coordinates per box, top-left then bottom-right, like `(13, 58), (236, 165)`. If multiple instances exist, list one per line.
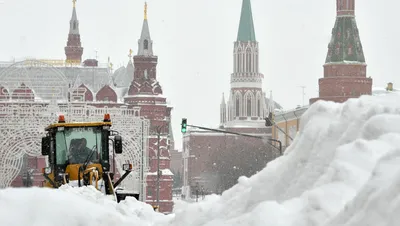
(165, 93), (400, 226)
(0, 185), (169, 226)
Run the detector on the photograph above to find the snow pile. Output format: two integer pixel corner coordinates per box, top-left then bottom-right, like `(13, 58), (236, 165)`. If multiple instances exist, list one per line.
(0, 185), (169, 226)
(165, 93), (400, 226)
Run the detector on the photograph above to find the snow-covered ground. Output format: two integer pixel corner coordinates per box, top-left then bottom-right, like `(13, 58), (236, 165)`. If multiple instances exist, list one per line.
(0, 185), (170, 226)
(1, 92), (400, 226)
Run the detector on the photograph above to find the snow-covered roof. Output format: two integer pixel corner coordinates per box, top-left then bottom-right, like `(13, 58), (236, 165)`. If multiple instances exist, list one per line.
(223, 119), (267, 129)
(0, 60), (111, 94)
(147, 169), (174, 176)
(113, 87), (129, 103)
(372, 86), (400, 96)
(112, 64), (133, 88)
(265, 97), (283, 110)
(324, 60), (367, 65)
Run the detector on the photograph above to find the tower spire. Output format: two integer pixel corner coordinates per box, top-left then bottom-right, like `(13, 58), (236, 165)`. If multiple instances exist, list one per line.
(65, 0), (83, 64)
(137, 2), (153, 56)
(70, 0), (79, 34)
(325, 0), (364, 64)
(144, 2), (148, 20)
(237, 0), (256, 42)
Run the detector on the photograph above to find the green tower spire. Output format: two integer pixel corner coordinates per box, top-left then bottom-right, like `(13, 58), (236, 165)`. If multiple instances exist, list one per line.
(325, 0), (365, 63)
(237, 0), (256, 42)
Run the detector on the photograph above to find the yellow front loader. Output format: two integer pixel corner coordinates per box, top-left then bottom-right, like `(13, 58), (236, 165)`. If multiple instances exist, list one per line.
(41, 113), (138, 202)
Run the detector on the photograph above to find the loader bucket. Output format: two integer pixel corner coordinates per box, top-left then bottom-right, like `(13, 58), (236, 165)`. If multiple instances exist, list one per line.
(115, 192), (140, 203)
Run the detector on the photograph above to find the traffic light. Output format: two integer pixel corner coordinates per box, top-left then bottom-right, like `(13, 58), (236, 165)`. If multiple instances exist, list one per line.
(265, 112), (275, 127)
(181, 118), (187, 133)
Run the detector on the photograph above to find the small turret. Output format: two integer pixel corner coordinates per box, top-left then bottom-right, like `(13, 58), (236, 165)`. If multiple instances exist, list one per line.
(65, 0), (83, 64)
(386, 82), (393, 91)
(220, 93), (227, 124)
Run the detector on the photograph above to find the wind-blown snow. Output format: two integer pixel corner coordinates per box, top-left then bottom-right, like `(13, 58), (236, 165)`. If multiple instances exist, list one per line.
(1, 92), (400, 226)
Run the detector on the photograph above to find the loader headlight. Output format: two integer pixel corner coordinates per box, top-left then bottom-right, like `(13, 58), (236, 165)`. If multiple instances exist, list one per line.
(123, 164), (132, 171)
(42, 167), (51, 174)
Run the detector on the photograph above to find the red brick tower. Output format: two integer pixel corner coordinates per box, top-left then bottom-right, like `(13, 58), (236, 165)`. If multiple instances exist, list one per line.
(309, 0), (372, 104)
(124, 3), (173, 213)
(64, 0), (83, 64)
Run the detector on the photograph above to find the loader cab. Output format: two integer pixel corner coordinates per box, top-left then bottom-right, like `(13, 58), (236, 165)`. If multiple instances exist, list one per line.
(41, 114), (123, 188)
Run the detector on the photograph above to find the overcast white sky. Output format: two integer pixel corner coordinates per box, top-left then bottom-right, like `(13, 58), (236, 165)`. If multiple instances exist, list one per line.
(0, 0), (399, 150)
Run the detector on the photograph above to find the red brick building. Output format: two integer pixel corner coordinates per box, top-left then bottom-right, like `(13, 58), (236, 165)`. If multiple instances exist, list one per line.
(124, 5), (174, 212)
(309, 0), (372, 104)
(0, 2), (174, 213)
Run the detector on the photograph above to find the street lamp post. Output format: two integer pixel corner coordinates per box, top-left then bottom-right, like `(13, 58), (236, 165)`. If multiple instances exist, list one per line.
(195, 182), (199, 202)
(153, 125), (166, 209)
(22, 169), (34, 187)
(157, 128), (161, 207)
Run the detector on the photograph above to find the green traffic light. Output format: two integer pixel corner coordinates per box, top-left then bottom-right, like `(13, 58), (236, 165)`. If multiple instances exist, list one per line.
(181, 118), (187, 133)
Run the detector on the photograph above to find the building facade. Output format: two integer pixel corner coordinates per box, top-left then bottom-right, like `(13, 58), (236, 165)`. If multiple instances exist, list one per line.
(272, 83), (399, 150)
(0, 2), (174, 213)
(271, 106), (308, 150)
(309, 0), (372, 104)
(124, 4), (174, 212)
(182, 0), (282, 199)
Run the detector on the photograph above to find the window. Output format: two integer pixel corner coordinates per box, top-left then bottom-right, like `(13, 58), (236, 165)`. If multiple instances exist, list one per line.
(104, 96), (109, 101)
(235, 97), (240, 117)
(55, 127), (102, 165)
(255, 55), (258, 72)
(144, 40), (149, 50)
(257, 99), (261, 117)
(247, 97), (251, 116)
(73, 22), (77, 30)
(246, 49), (251, 73)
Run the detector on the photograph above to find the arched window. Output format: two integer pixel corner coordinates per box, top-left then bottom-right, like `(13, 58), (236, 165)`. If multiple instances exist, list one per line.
(73, 22), (77, 30)
(255, 55), (258, 72)
(235, 97), (240, 117)
(257, 99), (261, 117)
(246, 49), (251, 73)
(144, 40), (149, 50)
(247, 96), (251, 116)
